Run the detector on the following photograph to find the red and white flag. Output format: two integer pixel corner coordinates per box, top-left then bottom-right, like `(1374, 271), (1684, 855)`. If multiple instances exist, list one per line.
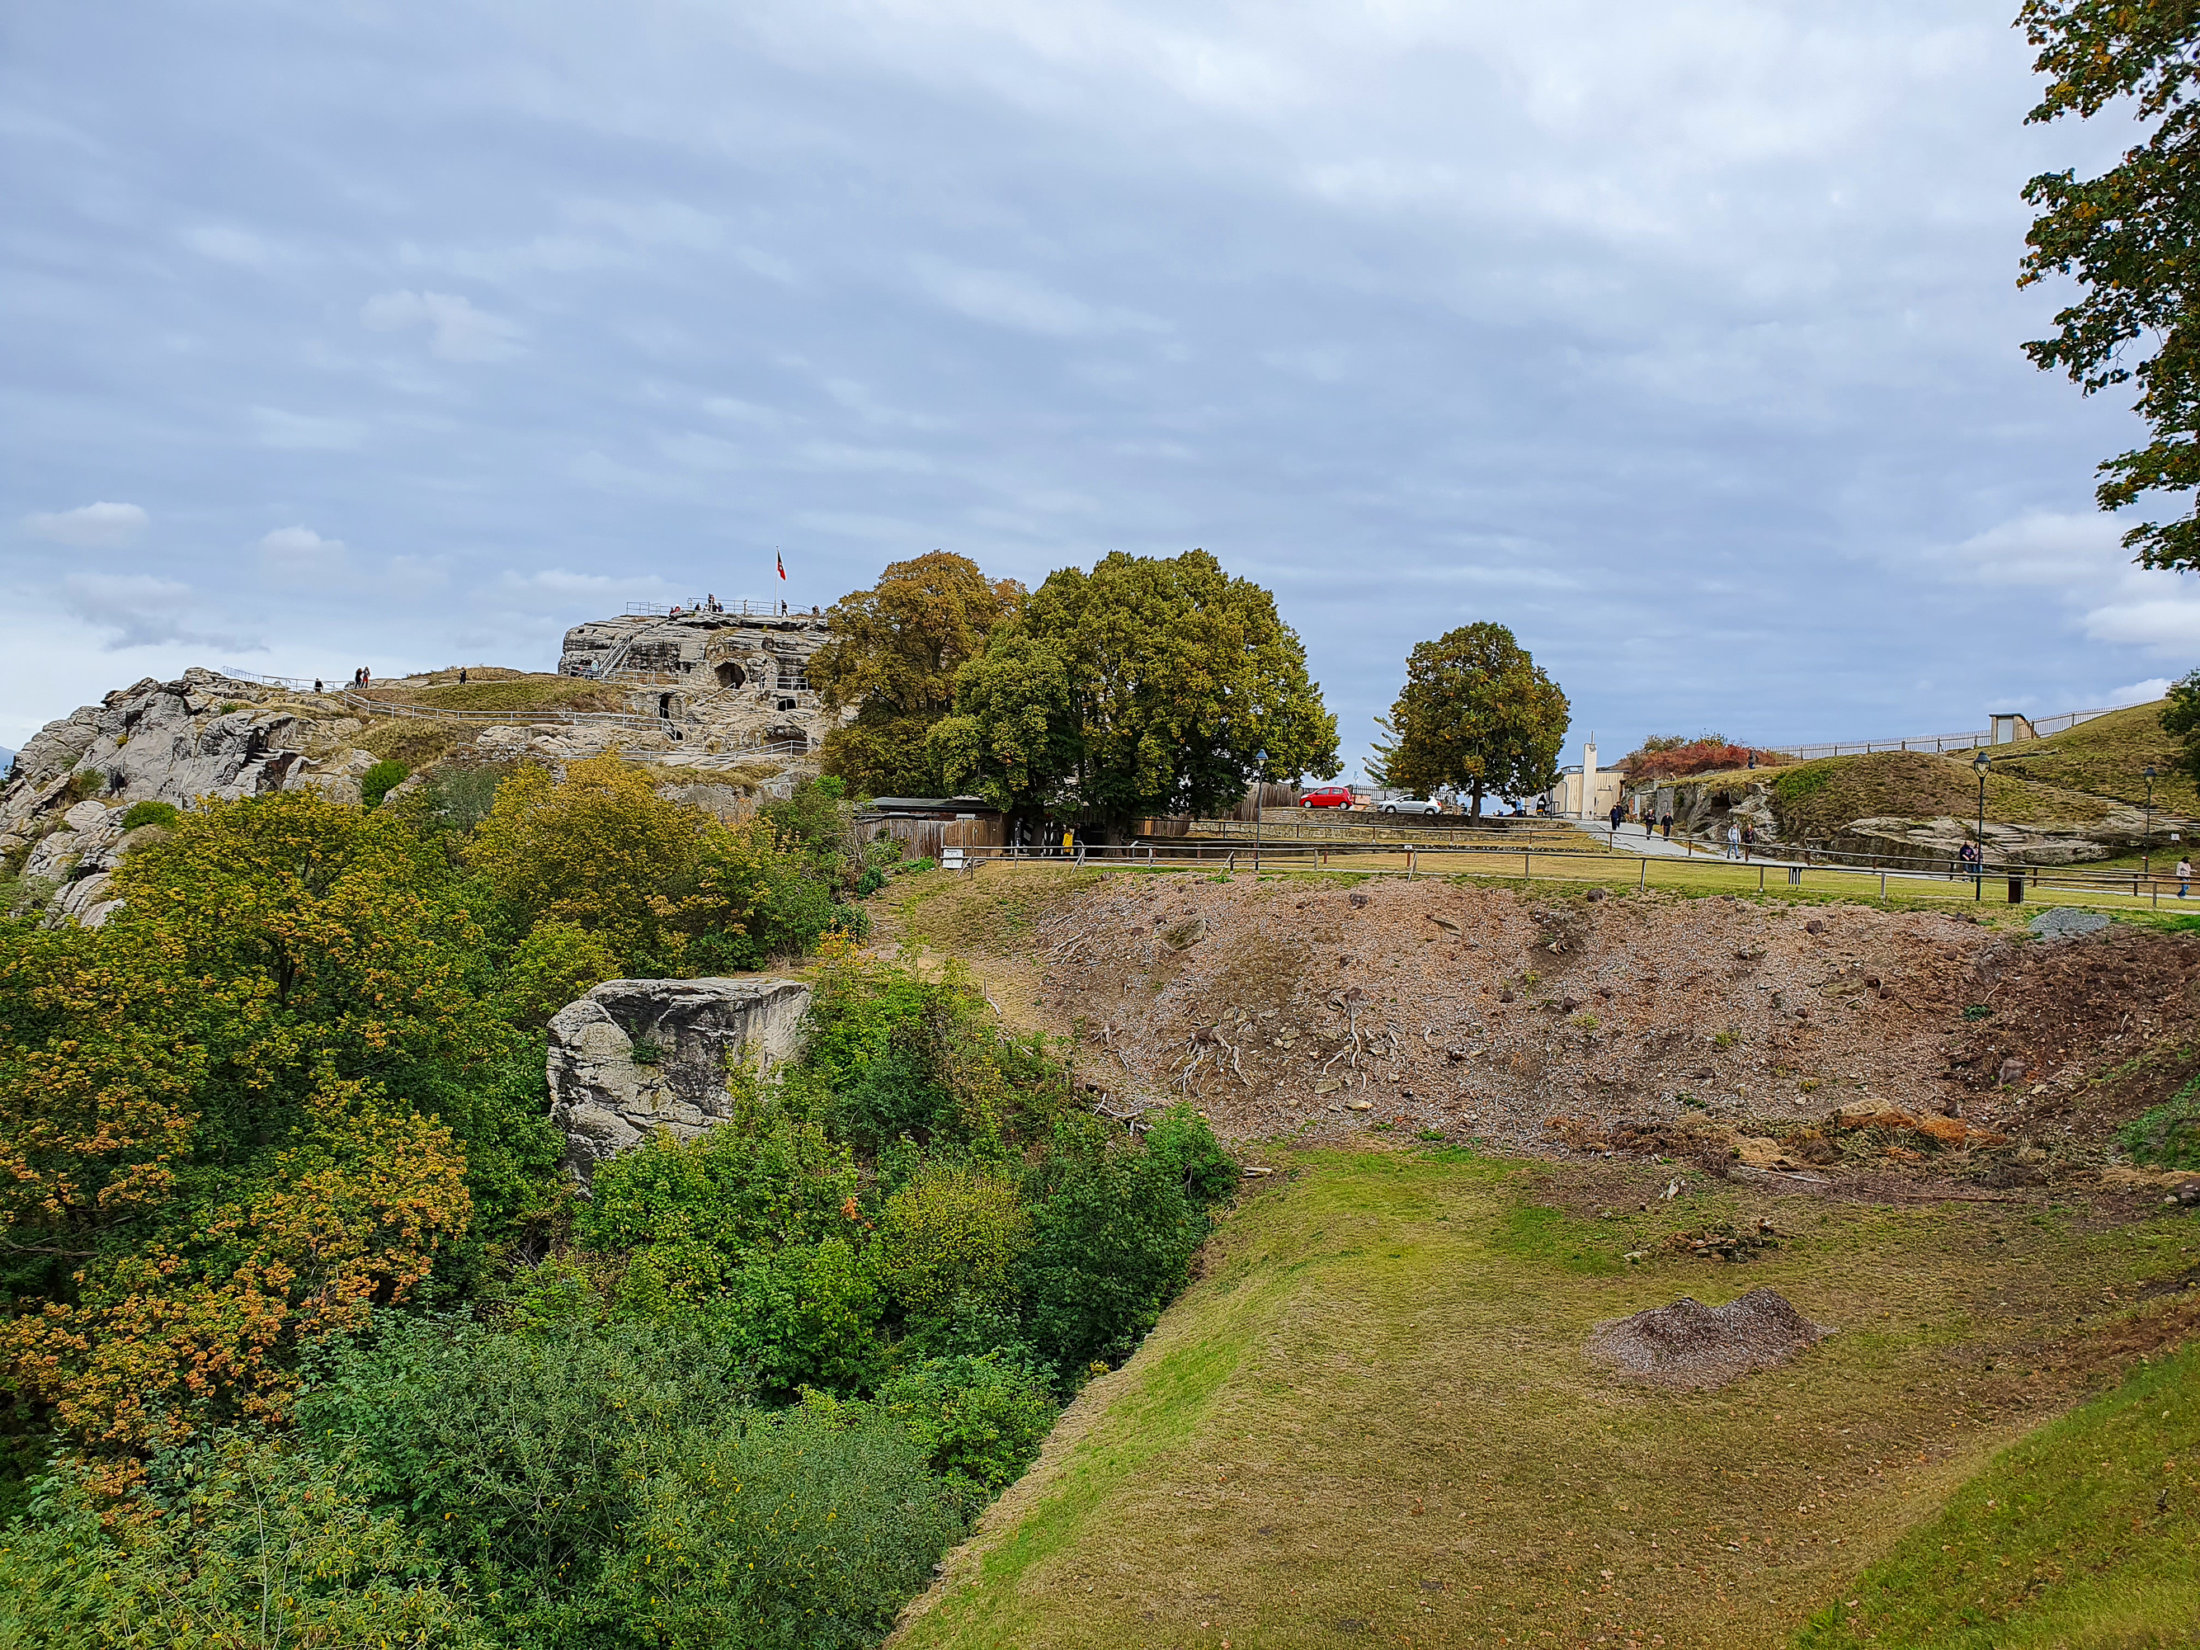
(776, 551), (786, 581)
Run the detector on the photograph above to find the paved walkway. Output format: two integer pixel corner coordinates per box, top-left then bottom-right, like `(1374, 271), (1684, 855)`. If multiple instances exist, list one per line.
(1557, 820), (1784, 863)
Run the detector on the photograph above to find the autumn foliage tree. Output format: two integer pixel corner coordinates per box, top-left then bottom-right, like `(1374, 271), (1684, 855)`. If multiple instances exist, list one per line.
(2019, 0), (2200, 568)
(1623, 735), (1787, 780)
(809, 551), (1024, 796)
(1382, 622), (1568, 817)
(0, 791), (489, 1452)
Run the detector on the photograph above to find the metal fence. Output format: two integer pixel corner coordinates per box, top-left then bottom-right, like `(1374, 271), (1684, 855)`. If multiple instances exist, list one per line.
(1751, 702), (2133, 762)
(945, 836), (2192, 913)
(622, 599), (811, 618)
(218, 668), (324, 692)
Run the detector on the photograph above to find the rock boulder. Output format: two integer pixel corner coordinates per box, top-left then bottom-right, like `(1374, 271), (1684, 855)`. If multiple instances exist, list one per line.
(547, 977), (812, 1188)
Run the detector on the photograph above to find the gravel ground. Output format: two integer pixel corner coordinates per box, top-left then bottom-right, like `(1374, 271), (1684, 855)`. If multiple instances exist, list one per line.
(1587, 1287), (1832, 1387)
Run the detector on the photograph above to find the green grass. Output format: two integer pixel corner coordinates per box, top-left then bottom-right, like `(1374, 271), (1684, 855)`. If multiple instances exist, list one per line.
(371, 673), (627, 716)
(1989, 702), (2194, 817)
(890, 863), (1109, 955)
(896, 1145), (2199, 1650)
(1793, 1340), (2200, 1650)
(1766, 752), (2115, 841)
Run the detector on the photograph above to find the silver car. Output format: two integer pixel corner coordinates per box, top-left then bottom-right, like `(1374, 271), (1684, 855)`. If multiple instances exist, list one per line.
(1376, 795), (1443, 815)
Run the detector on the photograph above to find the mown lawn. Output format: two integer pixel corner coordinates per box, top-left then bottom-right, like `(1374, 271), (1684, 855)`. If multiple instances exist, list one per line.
(1793, 1339), (2198, 1649)
(894, 1146), (2198, 1650)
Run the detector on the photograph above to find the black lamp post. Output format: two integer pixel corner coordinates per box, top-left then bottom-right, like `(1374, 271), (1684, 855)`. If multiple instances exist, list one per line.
(2144, 764), (2158, 876)
(1972, 750), (1991, 901)
(1253, 748), (1265, 872)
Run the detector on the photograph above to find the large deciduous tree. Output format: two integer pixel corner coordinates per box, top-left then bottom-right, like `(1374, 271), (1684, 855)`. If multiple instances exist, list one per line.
(809, 552), (1023, 796)
(2019, 1), (2200, 568)
(927, 549), (1340, 821)
(1382, 622), (1569, 817)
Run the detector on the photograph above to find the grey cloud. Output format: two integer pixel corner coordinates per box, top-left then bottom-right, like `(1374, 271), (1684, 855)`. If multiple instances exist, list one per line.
(360, 289), (525, 361)
(2, 0), (2193, 766)
(22, 502), (148, 548)
(61, 575), (258, 652)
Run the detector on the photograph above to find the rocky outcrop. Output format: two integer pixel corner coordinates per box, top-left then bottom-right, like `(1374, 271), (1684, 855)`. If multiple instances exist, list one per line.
(547, 977), (812, 1187)
(1632, 773), (2188, 867)
(1831, 807), (2183, 869)
(0, 670), (381, 884)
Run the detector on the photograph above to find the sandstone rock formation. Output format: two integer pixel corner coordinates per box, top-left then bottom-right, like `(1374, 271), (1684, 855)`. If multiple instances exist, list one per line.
(1828, 808), (2175, 868)
(1635, 771), (2187, 868)
(547, 977), (812, 1187)
(1, 670), (382, 923)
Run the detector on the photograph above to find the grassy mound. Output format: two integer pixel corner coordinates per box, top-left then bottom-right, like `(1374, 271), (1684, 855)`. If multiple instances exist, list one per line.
(896, 1145), (2196, 1650)
(1768, 751), (2114, 842)
(1794, 1340), (2199, 1649)
(1990, 701), (2195, 816)
(366, 674), (627, 716)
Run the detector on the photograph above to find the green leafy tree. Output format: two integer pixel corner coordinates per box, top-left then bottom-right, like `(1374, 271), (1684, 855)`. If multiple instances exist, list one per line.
(0, 792), (495, 1452)
(2019, 1), (2200, 567)
(930, 549), (1340, 821)
(2163, 668), (2200, 784)
(811, 552), (1024, 796)
(297, 1315), (961, 1650)
(1381, 622), (1569, 817)
(0, 1429), (485, 1649)
(923, 629), (1083, 814)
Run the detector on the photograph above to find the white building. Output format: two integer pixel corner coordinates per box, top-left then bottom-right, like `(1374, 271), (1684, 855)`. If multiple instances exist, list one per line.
(1544, 739), (1628, 820)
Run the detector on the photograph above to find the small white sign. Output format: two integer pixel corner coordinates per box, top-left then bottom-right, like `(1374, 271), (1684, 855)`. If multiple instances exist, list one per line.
(942, 847), (965, 867)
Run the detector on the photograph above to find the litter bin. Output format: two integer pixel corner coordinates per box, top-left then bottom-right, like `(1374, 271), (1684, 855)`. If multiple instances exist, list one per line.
(2007, 874), (2026, 904)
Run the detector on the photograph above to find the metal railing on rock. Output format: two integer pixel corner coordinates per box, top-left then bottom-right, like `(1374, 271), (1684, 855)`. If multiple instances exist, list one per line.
(1749, 702), (2136, 762)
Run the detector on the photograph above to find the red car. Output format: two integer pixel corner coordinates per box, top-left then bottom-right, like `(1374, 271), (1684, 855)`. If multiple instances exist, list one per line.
(1300, 785), (1356, 809)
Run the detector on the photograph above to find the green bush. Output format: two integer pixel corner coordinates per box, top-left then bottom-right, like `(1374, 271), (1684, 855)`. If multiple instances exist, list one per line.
(425, 762), (510, 831)
(1017, 1113), (1216, 1373)
(876, 1351), (1059, 1492)
(0, 1429), (482, 1649)
(117, 800), (178, 832)
(297, 1314), (958, 1650)
(1144, 1104), (1239, 1206)
(2120, 1074), (2200, 1170)
(361, 758), (410, 809)
(878, 1163), (1032, 1324)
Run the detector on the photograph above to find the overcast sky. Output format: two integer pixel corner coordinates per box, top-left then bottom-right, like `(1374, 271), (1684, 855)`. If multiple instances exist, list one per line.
(3, 0), (2191, 774)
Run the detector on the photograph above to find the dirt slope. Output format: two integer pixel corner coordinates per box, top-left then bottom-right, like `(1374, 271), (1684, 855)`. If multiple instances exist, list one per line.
(890, 867), (2200, 1180)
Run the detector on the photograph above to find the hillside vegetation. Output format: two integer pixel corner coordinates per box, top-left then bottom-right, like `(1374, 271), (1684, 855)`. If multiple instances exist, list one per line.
(0, 765), (1254, 1648)
(1645, 703), (2187, 845)
(360, 672), (630, 716)
(1766, 751), (2115, 840)
(897, 1144), (2198, 1650)
(1988, 700), (2196, 815)
(1795, 1339), (2198, 1649)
